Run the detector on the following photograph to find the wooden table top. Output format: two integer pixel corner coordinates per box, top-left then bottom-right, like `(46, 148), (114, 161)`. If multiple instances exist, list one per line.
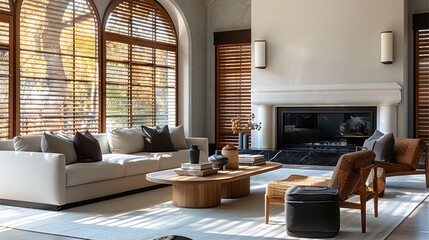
(146, 161), (283, 185)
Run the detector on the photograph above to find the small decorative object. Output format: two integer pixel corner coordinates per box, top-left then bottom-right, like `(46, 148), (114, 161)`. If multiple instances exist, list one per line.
(243, 134), (249, 149)
(188, 145), (200, 164)
(222, 145), (239, 170)
(231, 113), (262, 149)
(238, 132), (244, 149)
(208, 150), (229, 170)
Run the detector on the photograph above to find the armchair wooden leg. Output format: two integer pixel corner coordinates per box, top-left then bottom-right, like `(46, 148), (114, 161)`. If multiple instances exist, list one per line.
(265, 194), (270, 224)
(374, 167), (379, 218)
(360, 192), (366, 233)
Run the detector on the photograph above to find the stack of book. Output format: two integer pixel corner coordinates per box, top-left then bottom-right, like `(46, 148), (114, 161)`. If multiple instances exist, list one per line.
(175, 162), (218, 176)
(238, 154), (266, 166)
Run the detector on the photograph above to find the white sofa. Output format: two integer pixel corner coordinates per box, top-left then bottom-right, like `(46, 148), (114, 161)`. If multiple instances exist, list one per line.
(0, 133), (208, 210)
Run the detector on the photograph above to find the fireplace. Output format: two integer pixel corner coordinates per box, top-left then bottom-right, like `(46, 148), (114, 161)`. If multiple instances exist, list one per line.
(250, 83), (401, 149)
(276, 107), (376, 150)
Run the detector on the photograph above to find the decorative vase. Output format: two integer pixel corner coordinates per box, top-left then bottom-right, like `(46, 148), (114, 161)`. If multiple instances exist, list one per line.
(238, 132), (244, 150)
(222, 145), (239, 170)
(243, 133), (249, 149)
(208, 150), (229, 170)
(188, 145), (200, 164)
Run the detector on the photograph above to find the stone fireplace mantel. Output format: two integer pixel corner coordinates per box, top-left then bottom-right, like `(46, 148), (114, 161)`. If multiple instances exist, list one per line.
(251, 83), (402, 148)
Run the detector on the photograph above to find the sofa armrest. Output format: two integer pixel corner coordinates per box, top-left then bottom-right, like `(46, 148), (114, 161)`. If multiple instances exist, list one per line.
(0, 151), (66, 206)
(185, 137), (209, 160)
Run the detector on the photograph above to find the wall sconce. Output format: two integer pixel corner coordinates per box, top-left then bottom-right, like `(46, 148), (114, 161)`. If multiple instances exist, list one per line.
(254, 40), (266, 69)
(381, 31), (393, 64)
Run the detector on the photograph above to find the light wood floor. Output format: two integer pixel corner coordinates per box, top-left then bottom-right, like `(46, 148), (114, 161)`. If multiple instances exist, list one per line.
(0, 195), (428, 240)
(386, 194), (429, 240)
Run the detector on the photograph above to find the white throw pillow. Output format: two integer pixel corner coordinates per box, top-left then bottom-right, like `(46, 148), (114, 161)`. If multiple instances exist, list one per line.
(107, 128), (145, 154)
(41, 132), (78, 165)
(13, 135), (42, 152)
(169, 125), (188, 150)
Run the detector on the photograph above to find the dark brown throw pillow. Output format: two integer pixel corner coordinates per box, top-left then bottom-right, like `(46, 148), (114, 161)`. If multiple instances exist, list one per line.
(73, 131), (102, 163)
(141, 125), (176, 152)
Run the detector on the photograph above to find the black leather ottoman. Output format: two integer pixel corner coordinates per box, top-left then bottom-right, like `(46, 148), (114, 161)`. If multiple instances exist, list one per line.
(285, 185), (340, 238)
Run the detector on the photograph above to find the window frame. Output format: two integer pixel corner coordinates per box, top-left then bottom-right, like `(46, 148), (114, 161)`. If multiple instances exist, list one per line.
(102, 0), (178, 130)
(413, 13), (429, 143)
(0, 0), (13, 139)
(214, 29), (251, 149)
(15, 0), (102, 136)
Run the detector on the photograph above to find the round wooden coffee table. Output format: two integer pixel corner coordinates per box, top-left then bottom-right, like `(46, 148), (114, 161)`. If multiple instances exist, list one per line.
(146, 162), (282, 208)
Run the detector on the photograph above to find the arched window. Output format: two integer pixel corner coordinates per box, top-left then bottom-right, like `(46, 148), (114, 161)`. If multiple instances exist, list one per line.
(104, 0), (177, 129)
(0, 0), (12, 139)
(18, 0), (100, 135)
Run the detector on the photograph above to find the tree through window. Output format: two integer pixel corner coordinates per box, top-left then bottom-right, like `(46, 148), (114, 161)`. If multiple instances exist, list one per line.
(18, 0), (100, 135)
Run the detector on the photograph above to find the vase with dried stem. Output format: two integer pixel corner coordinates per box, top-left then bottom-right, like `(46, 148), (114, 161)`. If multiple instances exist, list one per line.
(231, 113), (262, 149)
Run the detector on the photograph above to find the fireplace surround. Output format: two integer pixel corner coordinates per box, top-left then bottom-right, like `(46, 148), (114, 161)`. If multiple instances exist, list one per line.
(251, 83), (402, 149)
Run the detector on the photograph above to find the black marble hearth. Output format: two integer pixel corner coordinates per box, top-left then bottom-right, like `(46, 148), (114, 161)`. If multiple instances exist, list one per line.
(239, 148), (355, 166)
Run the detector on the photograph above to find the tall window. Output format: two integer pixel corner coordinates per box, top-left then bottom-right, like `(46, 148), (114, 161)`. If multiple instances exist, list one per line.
(104, 0), (177, 129)
(414, 13), (429, 144)
(214, 30), (251, 149)
(0, 0), (12, 139)
(19, 0), (100, 135)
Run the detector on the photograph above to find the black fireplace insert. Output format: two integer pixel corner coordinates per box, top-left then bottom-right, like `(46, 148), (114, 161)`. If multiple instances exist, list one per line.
(277, 107), (376, 150)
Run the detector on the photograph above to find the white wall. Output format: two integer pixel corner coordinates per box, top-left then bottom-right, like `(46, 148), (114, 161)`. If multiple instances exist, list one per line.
(206, 0), (251, 143)
(252, 0), (407, 137)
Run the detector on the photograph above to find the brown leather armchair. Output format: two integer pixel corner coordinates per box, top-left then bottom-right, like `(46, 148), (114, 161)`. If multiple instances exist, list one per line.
(375, 138), (428, 193)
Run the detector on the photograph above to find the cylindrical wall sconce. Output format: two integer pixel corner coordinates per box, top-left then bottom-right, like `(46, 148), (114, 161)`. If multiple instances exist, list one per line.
(381, 31), (393, 64)
(254, 40), (266, 69)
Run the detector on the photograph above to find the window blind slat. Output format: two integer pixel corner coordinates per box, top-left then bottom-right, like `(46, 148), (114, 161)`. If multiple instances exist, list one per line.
(105, 0), (177, 130)
(216, 42), (251, 149)
(416, 28), (429, 143)
(19, 0), (100, 136)
(0, 4), (10, 139)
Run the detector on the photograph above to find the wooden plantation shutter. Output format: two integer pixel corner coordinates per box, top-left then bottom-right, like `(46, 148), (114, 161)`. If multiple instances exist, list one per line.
(0, 0), (12, 139)
(0, 0), (10, 12)
(104, 0), (177, 129)
(414, 13), (429, 143)
(214, 30), (251, 149)
(19, 0), (100, 135)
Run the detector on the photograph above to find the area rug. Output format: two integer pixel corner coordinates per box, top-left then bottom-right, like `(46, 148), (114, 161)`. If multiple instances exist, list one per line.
(0, 165), (427, 240)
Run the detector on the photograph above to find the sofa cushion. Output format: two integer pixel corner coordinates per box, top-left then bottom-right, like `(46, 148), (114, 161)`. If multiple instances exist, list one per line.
(92, 133), (110, 154)
(13, 135), (42, 152)
(103, 153), (159, 176)
(141, 125), (175, 152)
(152, 150), (190, 170)
(107, 128), (145, 154)
(66, 161), (124, 187)
(73, 131), (102, 163)
(363, 130), (394, 162)
(41, 132), (78, 165)
(169, 125), (188, 150)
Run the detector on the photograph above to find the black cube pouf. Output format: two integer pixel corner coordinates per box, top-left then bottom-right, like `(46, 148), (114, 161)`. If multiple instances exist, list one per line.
(285, 185), (340, 238)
